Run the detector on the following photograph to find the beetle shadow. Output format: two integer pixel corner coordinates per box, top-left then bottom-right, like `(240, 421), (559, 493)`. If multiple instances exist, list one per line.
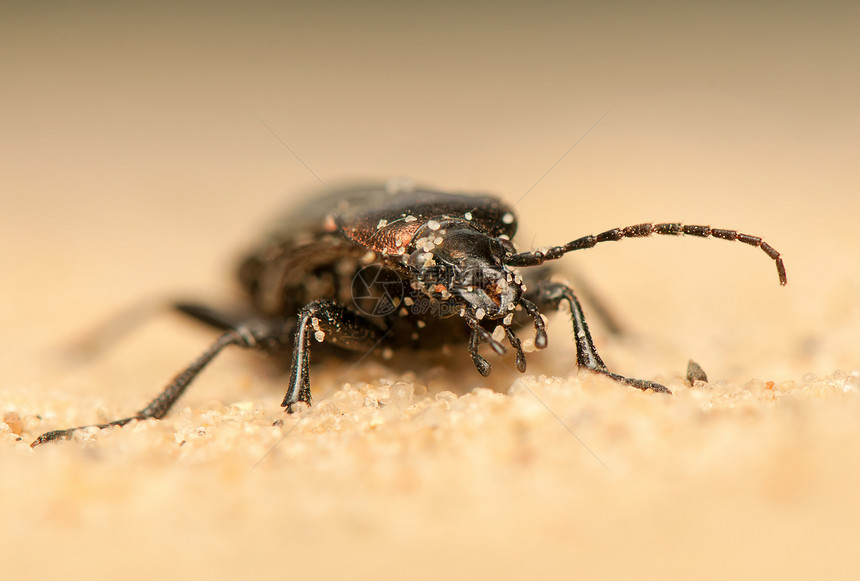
(306, 338), (590, 409)
(254, 342), (536, 402)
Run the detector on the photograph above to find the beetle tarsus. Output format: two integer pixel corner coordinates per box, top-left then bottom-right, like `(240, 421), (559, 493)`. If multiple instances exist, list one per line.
(31, 416), (141, 447)
(504, 327), (527, 372)
(519, 297), (548, 350)
(599, 370), (672, 394)
(468, 330), (493, 376)
(465, 318), (507, 356)
(525, 280), (672, 394)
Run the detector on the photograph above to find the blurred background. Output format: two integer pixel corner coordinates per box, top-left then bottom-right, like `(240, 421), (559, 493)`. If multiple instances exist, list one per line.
(2, 1), (858, 579)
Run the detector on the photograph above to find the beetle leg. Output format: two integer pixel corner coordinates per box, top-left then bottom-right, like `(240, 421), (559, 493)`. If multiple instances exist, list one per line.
(465, 317), (506, 356)
(525, 281), (671, 394)
(518, 297), (548, 349)
(282, 299), (387, 412)
(504, 326), (527, 372)
(61, 300), (256, 364)
(563, 271), (625, 336)
(465, 319), (526, 374)
(62, 298), (182, 361)
(31, 319), (290, 446)
(468, 330), (493, 376)
(463, 316), (509, 376)
(173, 301), (250, 331)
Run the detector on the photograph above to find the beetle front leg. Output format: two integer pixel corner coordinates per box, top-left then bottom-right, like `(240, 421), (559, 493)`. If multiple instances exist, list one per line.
(282, 299), (387, 412)
(526, 281), (671, 394)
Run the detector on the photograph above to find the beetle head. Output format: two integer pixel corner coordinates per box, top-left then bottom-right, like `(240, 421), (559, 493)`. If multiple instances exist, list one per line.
(407, 222), (522, 319)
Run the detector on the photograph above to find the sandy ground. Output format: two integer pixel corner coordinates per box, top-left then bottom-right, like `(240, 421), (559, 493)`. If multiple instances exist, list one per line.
(2, 3), (859, 579)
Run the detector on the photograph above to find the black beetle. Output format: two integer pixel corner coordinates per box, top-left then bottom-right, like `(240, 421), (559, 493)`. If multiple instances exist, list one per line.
(31, 180), (786, 446)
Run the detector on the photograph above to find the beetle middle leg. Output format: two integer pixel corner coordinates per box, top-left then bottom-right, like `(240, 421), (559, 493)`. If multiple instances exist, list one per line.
(525, 280), (671, 394)
(174, 301), (252, 331)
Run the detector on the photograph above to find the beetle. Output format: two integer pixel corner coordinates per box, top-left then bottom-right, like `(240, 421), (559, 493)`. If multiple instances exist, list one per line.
(31, 180), (786, 446)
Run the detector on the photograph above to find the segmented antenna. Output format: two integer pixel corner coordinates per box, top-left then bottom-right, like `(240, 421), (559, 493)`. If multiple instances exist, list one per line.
(506, 222), (787, 285)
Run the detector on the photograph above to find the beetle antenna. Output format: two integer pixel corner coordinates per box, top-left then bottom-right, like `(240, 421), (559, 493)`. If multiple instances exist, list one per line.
(505, 223), (787, 286)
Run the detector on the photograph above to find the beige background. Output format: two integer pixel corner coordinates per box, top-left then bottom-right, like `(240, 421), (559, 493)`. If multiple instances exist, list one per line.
(2, 2), (859, 579)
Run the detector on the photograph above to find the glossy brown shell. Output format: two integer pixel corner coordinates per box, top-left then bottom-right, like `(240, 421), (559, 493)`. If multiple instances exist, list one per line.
(334, 187), (517, 255)
(238, 183), (518, 316)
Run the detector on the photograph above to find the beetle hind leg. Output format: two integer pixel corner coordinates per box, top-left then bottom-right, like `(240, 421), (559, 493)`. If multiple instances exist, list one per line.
(525, 281), (671, 394)
(173, 301), (250, 331)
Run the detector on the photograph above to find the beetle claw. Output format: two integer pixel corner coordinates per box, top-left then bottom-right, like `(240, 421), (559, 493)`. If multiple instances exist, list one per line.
(472, 352), (492, 376)
(468, 328), (494, 375)
(505, 326), (527, 372)
(519, 298), (548, 350)
(466, 318), (506, 355)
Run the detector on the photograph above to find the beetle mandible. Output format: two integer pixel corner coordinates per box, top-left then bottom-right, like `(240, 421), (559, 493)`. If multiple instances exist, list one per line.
(31, 180), (786, 445)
